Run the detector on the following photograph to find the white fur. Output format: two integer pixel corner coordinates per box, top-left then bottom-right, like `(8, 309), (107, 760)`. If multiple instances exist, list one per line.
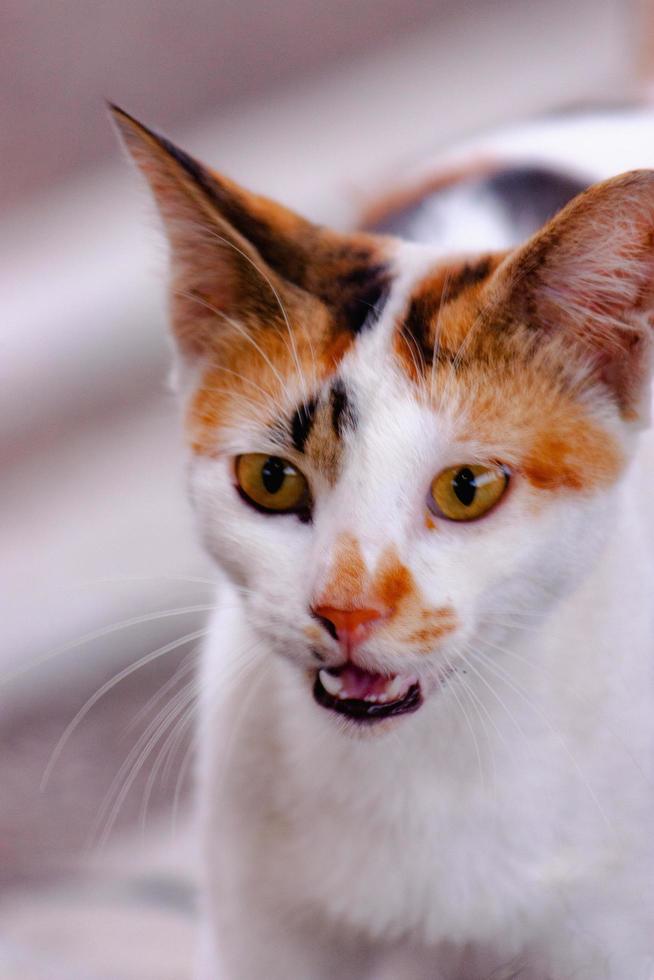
(188, 163), (654, 978)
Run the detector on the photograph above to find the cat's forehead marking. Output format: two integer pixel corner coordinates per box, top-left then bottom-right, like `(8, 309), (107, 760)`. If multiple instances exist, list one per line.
(290, 397), (318, 454)
(288, 377), (357, 453)
(282, 377), (358, 485)
(330, 378), (357, 438)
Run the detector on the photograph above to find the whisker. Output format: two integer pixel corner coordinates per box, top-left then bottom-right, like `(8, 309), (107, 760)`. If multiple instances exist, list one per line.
(203, 654), (270, 837)
(40, 626), (210, 790)
(170, 705), (199, 832)
(160, 690), (198, 789)
(202, 227), (310, 404)
(429, 267), (454, 404)
(1, 604), (213, 692)
(90, 638), (266, 846)
(61, 574), (220, 592)
(476, 635), (652, 788)
(453, 652), (506, 791)
(202, 363), (280, 404)
(193, 381), (271, 416)
(94, 679), (198, 848)
(179, 289), (288, 397)
(170, 639), (267, 834)
(473, 646), (613, 829)
(127, 652), (197, 734)
(440, 648), (488, 794)
(139, 681), (199, 837)
(457, 642), (532, 748)
(95, 675), (196, 844)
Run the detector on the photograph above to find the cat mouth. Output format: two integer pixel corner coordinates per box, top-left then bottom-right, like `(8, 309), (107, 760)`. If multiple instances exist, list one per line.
(313, 664), (422, 722)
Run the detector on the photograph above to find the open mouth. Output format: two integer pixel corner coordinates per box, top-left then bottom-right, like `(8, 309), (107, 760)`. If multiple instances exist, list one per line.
(313, 664), (422, 722)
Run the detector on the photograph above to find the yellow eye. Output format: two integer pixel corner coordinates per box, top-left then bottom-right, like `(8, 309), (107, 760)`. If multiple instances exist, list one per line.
(235, 454), (310, 515)
(429, 463), (509, 522)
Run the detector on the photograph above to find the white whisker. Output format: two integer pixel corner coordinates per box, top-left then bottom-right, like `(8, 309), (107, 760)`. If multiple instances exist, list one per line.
(2, 604), (213, 692)
(41, 626), (210, 791)
(473, 645), (613, 830)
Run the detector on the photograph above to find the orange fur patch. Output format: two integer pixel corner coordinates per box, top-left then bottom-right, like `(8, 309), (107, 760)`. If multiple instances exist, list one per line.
(523, 422), (623, 492)
(406, 612), (457, 649)
(372, 546), (415, 610)
(186, 294), (350, 454)
(316, 538), (458, 653)
(372, 547), (457, 649)
(318, 532), (368, 610)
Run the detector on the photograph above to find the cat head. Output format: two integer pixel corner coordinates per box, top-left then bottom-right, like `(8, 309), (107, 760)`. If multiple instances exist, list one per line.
(113, 106), (654, 732)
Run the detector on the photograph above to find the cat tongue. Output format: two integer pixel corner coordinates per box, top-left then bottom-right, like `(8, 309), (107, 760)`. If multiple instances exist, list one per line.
(323, 664), (417, 702)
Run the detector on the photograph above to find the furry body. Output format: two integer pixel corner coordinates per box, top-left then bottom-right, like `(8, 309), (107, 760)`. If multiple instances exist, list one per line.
(113, 107), (654, 979)
(200, 464), (654, 978)
(195, 313), (654, 980)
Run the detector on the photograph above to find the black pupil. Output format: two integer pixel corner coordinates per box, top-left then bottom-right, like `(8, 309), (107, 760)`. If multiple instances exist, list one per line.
(453, 467), (477, 506)
(261, 456), (287, 494)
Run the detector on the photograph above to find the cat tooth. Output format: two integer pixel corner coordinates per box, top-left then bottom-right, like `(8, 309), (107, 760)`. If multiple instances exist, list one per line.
(385, 675), (408, 700)
(319, 669), (344, 697)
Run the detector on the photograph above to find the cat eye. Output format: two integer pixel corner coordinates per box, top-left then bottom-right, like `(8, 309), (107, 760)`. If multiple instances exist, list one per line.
(235, 454), (310, 516)
(429, 463), (509, 522)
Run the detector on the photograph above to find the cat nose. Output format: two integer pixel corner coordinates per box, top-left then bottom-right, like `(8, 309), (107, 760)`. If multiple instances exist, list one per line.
(312, 605), (384, 649)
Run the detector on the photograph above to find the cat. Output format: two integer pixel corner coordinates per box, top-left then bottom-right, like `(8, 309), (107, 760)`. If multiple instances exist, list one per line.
(112, 105), (654, 979)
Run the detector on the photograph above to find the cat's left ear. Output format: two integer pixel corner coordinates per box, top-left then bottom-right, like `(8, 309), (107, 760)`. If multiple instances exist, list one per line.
(487, 170), (654, 424)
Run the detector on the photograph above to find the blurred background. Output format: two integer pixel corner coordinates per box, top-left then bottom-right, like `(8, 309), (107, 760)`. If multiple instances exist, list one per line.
(2, 0), (654, 976)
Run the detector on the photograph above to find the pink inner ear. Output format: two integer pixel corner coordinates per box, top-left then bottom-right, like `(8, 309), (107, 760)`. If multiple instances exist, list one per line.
(491, 171), (654, 420)
(524, 173), (654, 340)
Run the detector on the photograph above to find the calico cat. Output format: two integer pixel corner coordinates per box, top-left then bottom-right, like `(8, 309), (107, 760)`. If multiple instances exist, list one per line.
(112, 105), (654, 979)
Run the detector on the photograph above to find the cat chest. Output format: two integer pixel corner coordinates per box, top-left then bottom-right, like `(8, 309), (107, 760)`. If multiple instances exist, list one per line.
(270, 770), (552, 945)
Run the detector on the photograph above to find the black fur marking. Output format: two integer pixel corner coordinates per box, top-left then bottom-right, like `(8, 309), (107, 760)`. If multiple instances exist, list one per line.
(337, 264), (391, 335)
(443, 258), (493, 305)
(290, 398), (318, 453)
(401, 294), (462, 371)
(331, 379), (356, 438)
(399, 258), (492, 372)
(402, 295), (436, 367)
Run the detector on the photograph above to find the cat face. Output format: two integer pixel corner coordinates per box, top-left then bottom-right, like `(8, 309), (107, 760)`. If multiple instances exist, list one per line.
(113, 106), (654, 730)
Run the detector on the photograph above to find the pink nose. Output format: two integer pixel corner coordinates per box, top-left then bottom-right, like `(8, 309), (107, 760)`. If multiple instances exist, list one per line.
(312, 605), (384, 649)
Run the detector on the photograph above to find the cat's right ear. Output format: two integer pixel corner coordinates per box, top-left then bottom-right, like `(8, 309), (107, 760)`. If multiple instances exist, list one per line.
(111, 104), (301, 361)
(110, 105), (391, 363)
(486, 169), (654, 424)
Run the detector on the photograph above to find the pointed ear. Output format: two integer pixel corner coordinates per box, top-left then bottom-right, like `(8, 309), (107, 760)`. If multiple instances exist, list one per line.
(110, 105), (391, 360)
(487, 170), (654, 422)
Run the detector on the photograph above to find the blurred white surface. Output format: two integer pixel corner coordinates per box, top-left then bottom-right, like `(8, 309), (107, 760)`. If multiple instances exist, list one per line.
(0, 814), (196, 979)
